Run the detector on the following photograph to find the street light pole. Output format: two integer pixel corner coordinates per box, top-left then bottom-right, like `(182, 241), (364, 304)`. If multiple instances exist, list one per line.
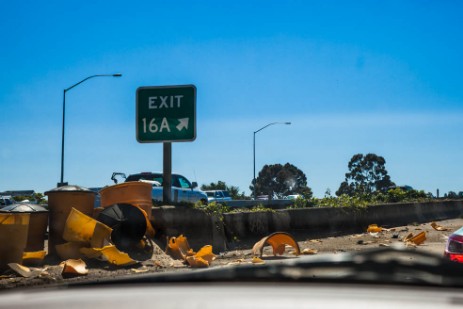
(58, 73), (122, 187)
(253, 121), (291, 199)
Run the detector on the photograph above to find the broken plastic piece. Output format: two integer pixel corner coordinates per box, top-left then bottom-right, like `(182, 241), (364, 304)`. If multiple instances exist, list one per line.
(194, 245), (216, 264)
(252, 256), (265, 264)
(63, 207), (112, 248)
(165, 235), (216, 268)
(184, 245), (216, 268)
(81, 245), (137, 266)
(166, 235), (191, 260)
(404, 231), (426, 245)
(367, 224), (382, 233)
(185, 256), (210, 268)
(431, 222), (449, 231)
(60, 259), (88, 276)
(7, 263), (43, 278)
(252, 232), (301, 257)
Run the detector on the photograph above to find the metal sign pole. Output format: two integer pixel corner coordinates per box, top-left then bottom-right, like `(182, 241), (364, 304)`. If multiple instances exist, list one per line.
(163, 142), (172, 204)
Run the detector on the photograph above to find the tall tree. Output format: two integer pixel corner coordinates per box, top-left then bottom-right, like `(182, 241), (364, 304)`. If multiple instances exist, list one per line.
(336, 153), (395, 197)
(250, 163), (312, 199)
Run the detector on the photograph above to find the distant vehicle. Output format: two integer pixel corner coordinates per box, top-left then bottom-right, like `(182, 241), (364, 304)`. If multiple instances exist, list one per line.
(113, 172), (208, 204)
(205, 190), (232, 203)
(285, 194), (303, 200)
(0, 195), (15, 209)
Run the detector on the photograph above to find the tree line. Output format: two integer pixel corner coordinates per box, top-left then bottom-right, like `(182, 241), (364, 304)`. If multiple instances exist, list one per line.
(202, 153), (461, 201)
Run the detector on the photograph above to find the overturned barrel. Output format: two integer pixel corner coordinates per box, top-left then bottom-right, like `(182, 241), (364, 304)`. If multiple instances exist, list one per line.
(45, 185), (95, 256)
(97, 203), (147, 251)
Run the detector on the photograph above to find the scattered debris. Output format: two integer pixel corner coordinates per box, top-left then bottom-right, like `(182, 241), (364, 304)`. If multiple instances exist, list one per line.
(252, 232), (301, 257)
(60, 259), (88, 277)
(431, 222), (449, 231)
(56, 207), (138, 266)
(251, 256), (265, 264)
(403, 231), (426, 246)
(81, 245), (137, 266)
(301, 248), (318, 255)
(165, 235), (216, 268)
(131, 266), (149, 273)
(367, 224), (382, 233)
(7, 263), (43, 278)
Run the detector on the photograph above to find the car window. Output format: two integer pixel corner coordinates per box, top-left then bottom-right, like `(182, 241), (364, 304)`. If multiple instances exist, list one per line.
(176, 176), (192, 189)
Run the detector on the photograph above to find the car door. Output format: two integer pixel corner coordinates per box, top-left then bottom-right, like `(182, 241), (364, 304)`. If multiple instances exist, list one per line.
(172, 175), (193, 202)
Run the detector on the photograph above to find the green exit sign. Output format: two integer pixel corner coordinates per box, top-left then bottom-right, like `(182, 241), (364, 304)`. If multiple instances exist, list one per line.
(136, 85), (196, 143)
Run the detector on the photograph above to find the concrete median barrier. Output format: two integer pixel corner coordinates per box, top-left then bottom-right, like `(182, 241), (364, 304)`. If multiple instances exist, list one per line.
(150, 200), (463, 253)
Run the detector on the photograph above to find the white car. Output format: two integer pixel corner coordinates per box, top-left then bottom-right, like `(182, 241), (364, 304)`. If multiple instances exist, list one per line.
(120, 172), (208, 204)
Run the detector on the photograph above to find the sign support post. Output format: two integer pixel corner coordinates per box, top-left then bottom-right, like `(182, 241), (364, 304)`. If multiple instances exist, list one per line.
(163, 142), (172, 204)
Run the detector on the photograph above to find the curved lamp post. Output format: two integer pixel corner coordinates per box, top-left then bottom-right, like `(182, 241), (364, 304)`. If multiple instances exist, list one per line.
(58, 73), (122, 187)
(253, 121), (291, 199)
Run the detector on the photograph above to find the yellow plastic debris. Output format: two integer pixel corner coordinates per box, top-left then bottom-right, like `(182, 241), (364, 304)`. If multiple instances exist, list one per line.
(166, 235), (191, 260)
(431, 222), (449, 231)
(367, 224), (383, 233)
(165, 235), (216, 268)
(194, 245), (216, 264)
(81, 245), (137, 266)
(184, 245), (217, 268)
(252, 256), (265, 264)
(252, 232), (301, 257)
(404, 231), (426, 246)
(185, 256), (210, 268)
(60, 259), (88, 276)
(63, 207), (112, 248)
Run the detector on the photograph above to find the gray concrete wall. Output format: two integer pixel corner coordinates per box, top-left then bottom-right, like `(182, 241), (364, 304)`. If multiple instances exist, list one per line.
(151, 200), (463, 253)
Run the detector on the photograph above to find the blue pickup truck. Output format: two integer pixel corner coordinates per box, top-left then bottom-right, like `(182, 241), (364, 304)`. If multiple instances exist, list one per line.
(111, 172), (208, 205)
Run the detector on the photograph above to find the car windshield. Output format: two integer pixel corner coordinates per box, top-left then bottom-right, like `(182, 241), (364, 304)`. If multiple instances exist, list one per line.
(1, 1), (463, 306)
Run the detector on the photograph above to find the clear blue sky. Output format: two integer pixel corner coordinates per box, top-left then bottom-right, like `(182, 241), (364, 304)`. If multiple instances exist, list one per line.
(1, 1), (462, 197)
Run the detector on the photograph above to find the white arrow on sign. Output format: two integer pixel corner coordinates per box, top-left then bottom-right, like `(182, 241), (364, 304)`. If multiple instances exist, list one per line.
(176, 118), (189, 131)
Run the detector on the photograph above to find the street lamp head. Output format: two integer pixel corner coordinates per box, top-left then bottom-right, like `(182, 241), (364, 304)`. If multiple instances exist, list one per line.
(112, 73), (123, 77)
(285, 122), (291, 125)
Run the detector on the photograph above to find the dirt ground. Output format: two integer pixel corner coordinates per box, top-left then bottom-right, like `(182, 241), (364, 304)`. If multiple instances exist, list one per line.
(1, 218), (461, 290)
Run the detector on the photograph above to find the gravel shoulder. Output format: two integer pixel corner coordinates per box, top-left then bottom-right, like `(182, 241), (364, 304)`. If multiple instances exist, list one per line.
(1, 218), (461, 290)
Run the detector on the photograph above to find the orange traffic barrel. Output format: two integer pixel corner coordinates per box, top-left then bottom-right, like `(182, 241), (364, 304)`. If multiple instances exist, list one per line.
(0, 213), (30, 270)
(0, 203), (48, 252)
(99, 182), (153, 219)
(45, 185), (95, 256)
